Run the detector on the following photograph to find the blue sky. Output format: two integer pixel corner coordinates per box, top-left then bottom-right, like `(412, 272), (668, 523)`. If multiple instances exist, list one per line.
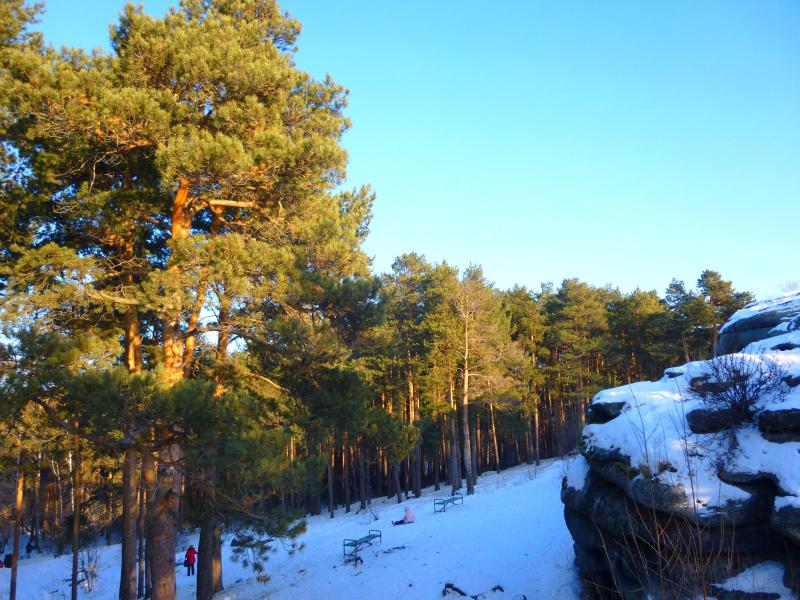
(34, 1), (800, 298)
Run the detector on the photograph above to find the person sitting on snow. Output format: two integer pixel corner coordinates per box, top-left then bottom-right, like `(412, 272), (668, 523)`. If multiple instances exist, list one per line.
(392, 506), (415, 526)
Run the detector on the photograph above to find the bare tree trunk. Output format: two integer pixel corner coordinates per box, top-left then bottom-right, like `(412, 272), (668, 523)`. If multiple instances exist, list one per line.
(9, 457), (24, 600)
(71, 431), (81, 600)
(449, 415), (461, 494)
(142, 446), (155, 599)
(532, 398), (541, 465)
(432, 427), (441, 491)
(448, 377), (461, 493)
(149, 442), (181, 600)
(343, 443), (351, 512)
(407, 368), (422, 499)
(121, 445), (139, 600)
(30, 466), (40, 549)
(357, 444), (367, 511)
(327, 445), (335, 518)
(197, 516), (223, 600)
(489, 403), (501, 472)
(471, 416), (479, 478)
(138, 464), (145, 598)
(524, 424), (533, 465)
(374, 446), (383, 498)
(461, 363), (474, 495)
(390, 462), (401, 504)
(712, 325), (719, 358)
(365, 445), (372, 505)
(412, 444), (422, 498)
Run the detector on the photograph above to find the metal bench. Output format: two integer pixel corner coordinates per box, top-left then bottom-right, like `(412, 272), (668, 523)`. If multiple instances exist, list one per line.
(342, 529), (382, 562)
(434, 492), (464, 513)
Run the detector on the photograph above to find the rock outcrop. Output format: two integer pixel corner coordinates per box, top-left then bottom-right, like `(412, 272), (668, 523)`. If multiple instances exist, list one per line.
(717, 292), (800, 356)
(563, 292), (800, 599)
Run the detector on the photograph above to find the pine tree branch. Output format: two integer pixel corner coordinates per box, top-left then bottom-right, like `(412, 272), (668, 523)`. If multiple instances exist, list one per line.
(248, 372), (289, 393)
(206, 200), (256, 209)
(86, 289), (140, 306)
(28, 397), (140, 450)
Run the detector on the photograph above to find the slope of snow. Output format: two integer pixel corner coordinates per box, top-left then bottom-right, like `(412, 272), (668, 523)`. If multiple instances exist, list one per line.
(0, 460), (580, 600)
(714, 561), (796, 600)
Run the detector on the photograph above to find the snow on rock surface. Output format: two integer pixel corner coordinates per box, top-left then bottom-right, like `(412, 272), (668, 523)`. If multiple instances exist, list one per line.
(563, 292), (800, 599)
(717, 290), (800, 355)
(713, 561), (796, 600)
(1, 460), (580, 600)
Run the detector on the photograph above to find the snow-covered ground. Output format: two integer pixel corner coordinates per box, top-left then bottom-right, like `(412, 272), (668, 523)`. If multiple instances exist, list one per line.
(1, 459), (580, 600)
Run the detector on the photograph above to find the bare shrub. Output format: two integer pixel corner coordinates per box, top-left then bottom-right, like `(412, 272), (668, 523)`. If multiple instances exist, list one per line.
(78, 544), (102, 592)
(690, 353), (788, 467)
(691, 353), (788, 427)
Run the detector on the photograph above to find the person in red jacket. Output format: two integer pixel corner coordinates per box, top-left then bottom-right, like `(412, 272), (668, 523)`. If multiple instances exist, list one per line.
(184, 545), (197, 576)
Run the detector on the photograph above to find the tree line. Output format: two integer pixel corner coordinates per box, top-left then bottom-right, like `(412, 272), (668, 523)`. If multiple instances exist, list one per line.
(0, 2), (754, 600)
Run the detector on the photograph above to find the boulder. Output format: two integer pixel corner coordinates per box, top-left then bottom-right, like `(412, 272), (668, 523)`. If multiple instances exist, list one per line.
(586, 401), (627, 424)
(759, 409), (800, 434)
(770, 503), (800, 546)
(759, 409), (800, 442)
(717, 293), (800, 356)
(687, 407), (739, 434)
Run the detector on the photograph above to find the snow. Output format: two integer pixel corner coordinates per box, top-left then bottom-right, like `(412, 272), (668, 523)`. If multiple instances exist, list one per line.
(714, 561), (796, 600)
(733, 429), (800, 495)
(720, 291), (800, 334)
(584, 376), (752, 514)
(583, 342), (800, 516)
(564, 455), (589, 491)
(0, 460), (581, 600)
(776, 495), (800, 510)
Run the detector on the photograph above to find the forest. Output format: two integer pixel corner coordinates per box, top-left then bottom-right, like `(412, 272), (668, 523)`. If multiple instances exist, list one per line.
(0, 2), (756, 600)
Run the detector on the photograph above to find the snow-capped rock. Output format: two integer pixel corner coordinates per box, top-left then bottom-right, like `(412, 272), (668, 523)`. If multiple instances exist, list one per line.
(563, 292), (800, 600)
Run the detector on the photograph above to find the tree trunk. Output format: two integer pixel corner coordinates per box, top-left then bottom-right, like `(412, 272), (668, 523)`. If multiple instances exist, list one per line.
(120, 445), (139, 600)
(71, 431), (81, 600)
(343, 443), (351, 512)
(408, 368), (422, 498)
(365, 445), (372, 505)
(149, 179), (192, 600)
(162, 179), (191, 382)
(532, 398), (541, 465)
(412, 444), (422, 498)
(142, 447), (155, 599)
(449, 415), (461, 494)
(149, 442), (181, 600)
(432, 431), (440, 491)
(461, 363), (474, 494)
(391, 463), (402, 504)
(30, 466), (39, 549)
(138, 463), (146, 598)
(357, 443), (367, 510)
(327, 445), (335, 518)
(122, 239), (143, 375)
(524, 424), (533, 465)
(197, 517), (223, 600)
(489, 403), (501, 472)
(9, 458), (24, 600)
(712, 324), (719, 358)
(682, 335), (691, 363)
(471, 411), (479, 478)
(448, 377), (461, 493)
